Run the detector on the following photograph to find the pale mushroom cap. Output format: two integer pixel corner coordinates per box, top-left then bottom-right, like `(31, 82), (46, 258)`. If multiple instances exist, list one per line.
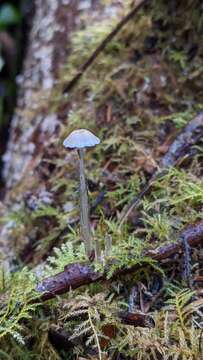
(63, 129), (100, 149)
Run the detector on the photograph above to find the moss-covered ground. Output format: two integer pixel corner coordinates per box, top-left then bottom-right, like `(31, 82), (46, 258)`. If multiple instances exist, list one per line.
(0, 1), (203, 358)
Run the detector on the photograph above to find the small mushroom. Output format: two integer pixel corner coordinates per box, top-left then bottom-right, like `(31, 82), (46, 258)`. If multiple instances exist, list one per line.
(63, 129), (100, 258)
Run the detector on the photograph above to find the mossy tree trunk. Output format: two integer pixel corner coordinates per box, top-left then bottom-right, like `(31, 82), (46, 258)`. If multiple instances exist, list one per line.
(0, 0), (103, 267)
(3, 0), (80, 187)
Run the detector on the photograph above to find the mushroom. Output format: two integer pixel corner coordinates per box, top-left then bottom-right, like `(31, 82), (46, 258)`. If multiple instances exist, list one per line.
(63, 129), (100, 257)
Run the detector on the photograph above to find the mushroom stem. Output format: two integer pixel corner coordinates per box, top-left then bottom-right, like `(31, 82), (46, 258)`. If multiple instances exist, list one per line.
(78, 148), (92, 257)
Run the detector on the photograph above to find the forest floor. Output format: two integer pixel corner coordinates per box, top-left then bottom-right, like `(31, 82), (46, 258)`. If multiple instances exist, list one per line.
(0, 1), (203, 359)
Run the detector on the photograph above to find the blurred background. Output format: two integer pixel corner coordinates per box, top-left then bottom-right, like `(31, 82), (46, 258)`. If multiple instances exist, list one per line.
(0, 0), (32, 187)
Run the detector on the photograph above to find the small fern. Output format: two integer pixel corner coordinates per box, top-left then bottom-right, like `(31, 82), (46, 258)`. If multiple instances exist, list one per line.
(61, 292), (123, 359)
(43, 241), (86, 276)
(166, 286), (203, 334)
(166, 287), (195, 333)
(0, 268), (40, 344)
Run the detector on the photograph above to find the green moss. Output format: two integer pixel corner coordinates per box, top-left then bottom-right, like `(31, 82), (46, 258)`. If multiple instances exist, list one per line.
(1, 0), (203, 357)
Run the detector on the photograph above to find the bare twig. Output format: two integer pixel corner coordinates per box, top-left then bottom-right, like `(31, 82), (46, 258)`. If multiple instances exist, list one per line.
(118, 174), (158, 229)
(63, 0), (148, 94)
(160, 112), (203, 168)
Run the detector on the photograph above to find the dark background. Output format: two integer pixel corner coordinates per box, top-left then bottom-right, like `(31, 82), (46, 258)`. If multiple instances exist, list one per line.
(0, 0), (33, 187)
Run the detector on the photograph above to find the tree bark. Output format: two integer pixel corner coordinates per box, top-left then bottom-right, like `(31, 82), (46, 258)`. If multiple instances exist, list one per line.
(0, 0), (112, 267)
(3, 0), (80, 188)
(0, 0), (127, 272)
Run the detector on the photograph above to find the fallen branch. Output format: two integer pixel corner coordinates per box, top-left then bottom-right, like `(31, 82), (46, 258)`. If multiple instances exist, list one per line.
(118, 112), (203, 227)
(37, 221), (203, 301)
(36, 263), (102, 300)
(145, 220), (203, 260)
(63, 0), (148, 94)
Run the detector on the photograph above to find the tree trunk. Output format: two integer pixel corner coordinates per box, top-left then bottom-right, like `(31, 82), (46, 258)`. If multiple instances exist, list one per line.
(3, 0), (80, 187)
(0, 0), (108, 267)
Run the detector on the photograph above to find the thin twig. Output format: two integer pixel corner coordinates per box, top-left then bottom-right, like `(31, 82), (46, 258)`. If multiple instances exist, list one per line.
(63, 0), (148, 94)
(118, 173), (159, 229)
(118, 112), (203, 228)
(36, 221), (203, 301)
